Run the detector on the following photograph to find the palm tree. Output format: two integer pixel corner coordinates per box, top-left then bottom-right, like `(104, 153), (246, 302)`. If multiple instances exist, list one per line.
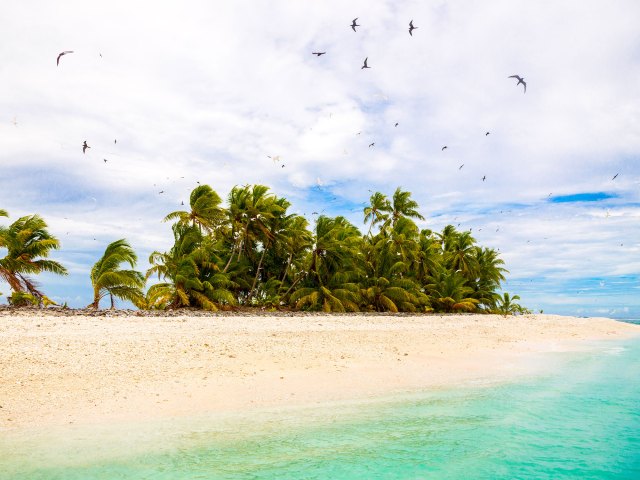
(0, 214), (67, 303)
(360, 276), (429, 312)
(288, 215), (362, 311)
(146, 223), (235, 311)
(495, 292), (527, 315)
(363, 192), (391, 237)
(89, 239), (145, 309)
(164, 185), (224, 232)
(445, 230), (479, 279)
(472, 247), (508, 310)
(390, 187), (425, 227)
(426, 268), (479, 313)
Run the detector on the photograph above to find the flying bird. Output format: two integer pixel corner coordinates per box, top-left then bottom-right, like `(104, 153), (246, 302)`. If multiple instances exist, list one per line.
(409, 20), (418, 36)
(508, 75), (527, 93)
(159, 190), (164, 194)
(369, 142), (375, 147)
(351, 18), (360, 32)
(485, 131), (490, 136)
(82, 141), (90, 153)
(312, 52), (326, 56)
(441, 146), (448, 151)
(459, 164), (464, 170)
(612, 173), (619, 180)
(56, 51), (73, 66)
(114, 139), (117, 144)
(395, 122), (399, 127)
(482, 175), (486, 181)
(103, 159), (107, 163)
(361, 57), (370, 69)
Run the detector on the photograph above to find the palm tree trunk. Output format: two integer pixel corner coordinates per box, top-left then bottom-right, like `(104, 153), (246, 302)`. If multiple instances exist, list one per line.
(110, 293), (115, 310)
(280, 252), (293, 284)
(222, 244), (236, 273)
(248, 247), (267, 302)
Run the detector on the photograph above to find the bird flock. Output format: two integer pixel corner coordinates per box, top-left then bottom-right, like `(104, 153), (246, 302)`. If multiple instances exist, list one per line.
(52, 15), (621, 209)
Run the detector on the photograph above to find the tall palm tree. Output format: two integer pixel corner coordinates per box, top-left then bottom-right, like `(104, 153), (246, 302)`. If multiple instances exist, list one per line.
(0, 214), (67, 302)
(289, 215), (362, 311)
(445, 230), (479, 279)
(363, 192), (391, 237)
(390, 187), (425, 227)
(164, 185), (224, 232)
(89, 239), (145, 309)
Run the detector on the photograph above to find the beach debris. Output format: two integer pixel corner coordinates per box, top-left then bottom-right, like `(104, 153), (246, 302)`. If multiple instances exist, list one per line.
(408, 20), (418, 36)
(312, 52), (326, 56)
(351, 18), (360, 32)
(56, 50), (73, 66)
(82, 141), (90, 153)
(508, 74), (527, 93)
(361, 57), (370, 69)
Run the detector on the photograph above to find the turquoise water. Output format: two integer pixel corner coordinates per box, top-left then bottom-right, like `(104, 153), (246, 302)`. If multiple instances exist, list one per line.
(2, 337), (639, 479)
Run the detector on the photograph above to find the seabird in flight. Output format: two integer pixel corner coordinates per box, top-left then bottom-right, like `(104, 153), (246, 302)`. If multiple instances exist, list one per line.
(312, 52), (326, 56)
(351, 18), (360, 32)
(409, 20), (417, 36)
(57, 51), (73, 66)
(82, 141), (90, 153)
(508, 75), (527, 93)
(361, 57), (370, 69)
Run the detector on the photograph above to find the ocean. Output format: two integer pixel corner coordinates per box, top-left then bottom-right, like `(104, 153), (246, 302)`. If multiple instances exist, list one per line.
(1, 335), (639, 479)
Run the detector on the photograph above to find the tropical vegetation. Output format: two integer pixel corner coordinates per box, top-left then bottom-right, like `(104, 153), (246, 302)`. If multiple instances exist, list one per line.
(1, 186), (527, 313)
(89, 239), (145, 309)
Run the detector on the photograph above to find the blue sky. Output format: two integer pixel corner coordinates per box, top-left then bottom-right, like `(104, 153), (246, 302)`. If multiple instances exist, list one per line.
(1, 0), (639, 318)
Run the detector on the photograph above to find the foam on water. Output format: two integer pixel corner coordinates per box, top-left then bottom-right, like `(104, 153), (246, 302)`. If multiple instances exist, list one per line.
(1, 337), (639, 479)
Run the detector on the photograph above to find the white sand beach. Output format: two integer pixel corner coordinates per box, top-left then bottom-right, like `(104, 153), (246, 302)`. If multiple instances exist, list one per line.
(1, 312), (638, 431)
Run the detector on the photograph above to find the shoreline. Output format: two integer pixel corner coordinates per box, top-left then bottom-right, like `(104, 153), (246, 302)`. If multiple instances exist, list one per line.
(1, 313), (639, 432)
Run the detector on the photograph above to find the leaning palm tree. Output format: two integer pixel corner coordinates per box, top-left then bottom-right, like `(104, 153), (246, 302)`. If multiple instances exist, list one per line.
(0, 214), (67, 303)
(89, 239), (145, 309)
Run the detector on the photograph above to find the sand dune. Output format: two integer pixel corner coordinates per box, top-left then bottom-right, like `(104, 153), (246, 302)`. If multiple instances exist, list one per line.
(1, 312), (638, 430)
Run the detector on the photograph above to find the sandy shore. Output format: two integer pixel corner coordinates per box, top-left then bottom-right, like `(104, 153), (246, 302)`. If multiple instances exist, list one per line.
(1, 313), (638, 430)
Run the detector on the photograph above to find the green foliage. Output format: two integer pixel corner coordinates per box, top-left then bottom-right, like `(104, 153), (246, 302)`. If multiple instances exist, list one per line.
(494, 292), (530, 315)
(144, 184), (523, 313)
(0, 213), (67, 304)
(2, 185), (525, 314)
(89, 239), (146, 309)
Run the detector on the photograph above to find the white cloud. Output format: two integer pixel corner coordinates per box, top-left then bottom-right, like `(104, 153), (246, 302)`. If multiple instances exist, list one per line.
(0, 0), (639, 313)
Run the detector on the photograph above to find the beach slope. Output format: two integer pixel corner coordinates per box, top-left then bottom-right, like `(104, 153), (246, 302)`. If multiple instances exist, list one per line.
(1, 312), (638, 430)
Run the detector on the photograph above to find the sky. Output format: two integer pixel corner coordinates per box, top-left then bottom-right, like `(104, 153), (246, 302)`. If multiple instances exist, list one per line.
(1, 0), (639, 318)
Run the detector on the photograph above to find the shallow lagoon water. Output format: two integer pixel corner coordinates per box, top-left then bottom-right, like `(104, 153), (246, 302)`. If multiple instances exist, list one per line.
(2, 337), (639, 479)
